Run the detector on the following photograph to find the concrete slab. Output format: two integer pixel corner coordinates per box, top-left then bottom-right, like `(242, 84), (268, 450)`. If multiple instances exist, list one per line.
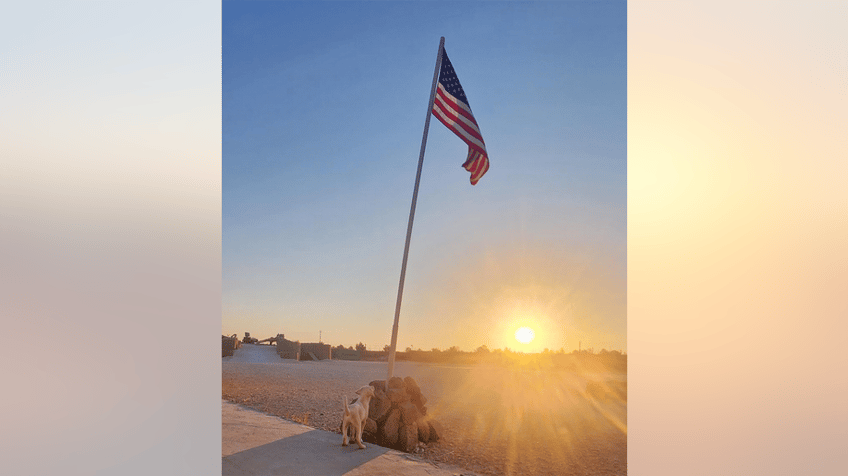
(223, 401), (313, 457)
(223, 429), (390, 476)
(222, 400), (473, 476)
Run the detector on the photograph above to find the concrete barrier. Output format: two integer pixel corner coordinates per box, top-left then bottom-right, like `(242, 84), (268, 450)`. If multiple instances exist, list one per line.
(300, 342), (331, 360)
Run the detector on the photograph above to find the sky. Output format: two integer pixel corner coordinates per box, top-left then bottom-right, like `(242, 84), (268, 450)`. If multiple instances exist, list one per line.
(223, 0), (627, 353)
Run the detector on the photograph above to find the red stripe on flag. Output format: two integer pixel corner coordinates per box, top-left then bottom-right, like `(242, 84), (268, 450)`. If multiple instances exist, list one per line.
(434, 87), (481, 132)
(462, 149), (489, 185)
(430, 49), (489, 185)
(433, 88), (486, 150)
(433, 87), (482, 139)
(432, 105), (487, 157)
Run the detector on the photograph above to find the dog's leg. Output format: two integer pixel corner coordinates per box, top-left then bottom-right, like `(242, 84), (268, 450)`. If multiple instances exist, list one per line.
(356, 419), (366, 449)
(342, 396), (350, 446)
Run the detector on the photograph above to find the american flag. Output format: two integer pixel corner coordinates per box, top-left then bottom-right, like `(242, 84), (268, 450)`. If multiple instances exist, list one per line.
(431, 48), (489, 185)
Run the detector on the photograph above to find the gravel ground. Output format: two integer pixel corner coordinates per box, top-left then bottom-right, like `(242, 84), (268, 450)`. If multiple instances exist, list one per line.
(223, 344), (626, 476)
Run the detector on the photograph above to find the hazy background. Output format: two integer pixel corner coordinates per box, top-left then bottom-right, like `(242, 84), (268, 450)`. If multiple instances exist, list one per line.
(1, 1), (845, 475)
(222, 1), (627, 354)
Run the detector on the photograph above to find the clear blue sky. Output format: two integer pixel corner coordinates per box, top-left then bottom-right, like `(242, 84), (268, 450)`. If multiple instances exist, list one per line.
(223, 0), (626, 353)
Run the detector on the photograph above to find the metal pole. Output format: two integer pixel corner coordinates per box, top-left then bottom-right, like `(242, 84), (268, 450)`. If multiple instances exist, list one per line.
(387, 37), (445, 383)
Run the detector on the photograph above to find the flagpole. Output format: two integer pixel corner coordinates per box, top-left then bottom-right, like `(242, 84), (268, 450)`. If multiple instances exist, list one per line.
(387, 37), (445, 383)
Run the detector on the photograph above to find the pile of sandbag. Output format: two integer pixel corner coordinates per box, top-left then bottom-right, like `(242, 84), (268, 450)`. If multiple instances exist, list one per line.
(354, 376), (444, 453)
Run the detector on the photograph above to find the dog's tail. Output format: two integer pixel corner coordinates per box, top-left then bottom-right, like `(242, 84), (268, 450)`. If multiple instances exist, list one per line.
(342, 395), (350, 416)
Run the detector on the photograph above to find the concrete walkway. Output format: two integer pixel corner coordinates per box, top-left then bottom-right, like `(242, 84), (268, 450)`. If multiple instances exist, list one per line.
(222, 400), (474, 476)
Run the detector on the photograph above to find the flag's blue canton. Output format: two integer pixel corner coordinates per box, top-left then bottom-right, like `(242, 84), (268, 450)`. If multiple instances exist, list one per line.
(438, 52), (470, 109)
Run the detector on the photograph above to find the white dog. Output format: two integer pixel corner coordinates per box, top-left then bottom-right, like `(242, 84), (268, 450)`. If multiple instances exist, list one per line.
(341, 385), (376, 449)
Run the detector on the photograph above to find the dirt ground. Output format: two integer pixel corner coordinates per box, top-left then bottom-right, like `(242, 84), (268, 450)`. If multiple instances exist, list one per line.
(222, 345), (626, 476)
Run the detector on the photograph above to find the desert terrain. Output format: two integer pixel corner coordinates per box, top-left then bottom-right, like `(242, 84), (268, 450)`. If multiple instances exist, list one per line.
(223, 344), (626, 476)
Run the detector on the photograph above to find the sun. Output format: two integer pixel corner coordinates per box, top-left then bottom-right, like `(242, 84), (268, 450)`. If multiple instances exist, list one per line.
(514, 326), (535, 344)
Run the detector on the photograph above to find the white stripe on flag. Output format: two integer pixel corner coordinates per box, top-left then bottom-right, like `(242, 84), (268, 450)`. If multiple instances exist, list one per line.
(433, 107), (486, 152)
(435, 84), (484, 139)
